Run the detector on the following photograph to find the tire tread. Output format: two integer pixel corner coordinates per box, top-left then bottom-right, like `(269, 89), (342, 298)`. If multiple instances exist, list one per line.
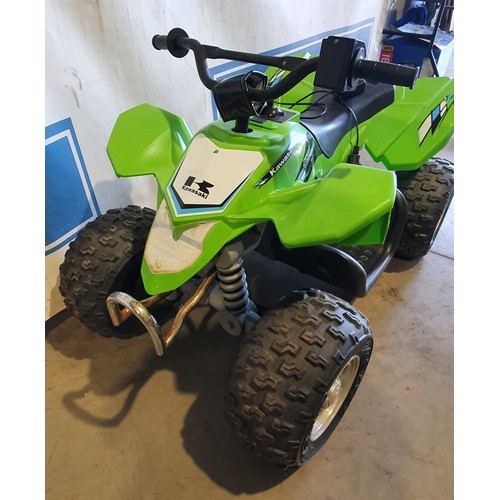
(224, 289), (373, 468)
(59, 205), (156, 338)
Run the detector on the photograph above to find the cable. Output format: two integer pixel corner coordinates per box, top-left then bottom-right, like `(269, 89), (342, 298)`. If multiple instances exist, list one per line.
(284, 90), (330, 108)
(337, 94), (360, 147)
(279, 89), (331, 109)
(300, 102), (327, 120)
(277, 90), (331, 119)
(276, 100), (327, 119)
(335, 93), (362, 164)
(274, 87), (363, 162)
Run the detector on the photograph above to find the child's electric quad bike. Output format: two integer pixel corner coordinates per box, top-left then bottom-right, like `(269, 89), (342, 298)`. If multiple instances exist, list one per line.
(59, 28), (454, 469)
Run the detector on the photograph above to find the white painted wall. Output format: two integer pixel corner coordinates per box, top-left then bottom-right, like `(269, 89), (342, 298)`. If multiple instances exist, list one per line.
(45, 0), (390, 319)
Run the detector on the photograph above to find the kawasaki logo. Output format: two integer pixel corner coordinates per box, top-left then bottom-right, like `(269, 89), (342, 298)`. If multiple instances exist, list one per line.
(181, 176), (214, 199)
(254, 143), (298, 188)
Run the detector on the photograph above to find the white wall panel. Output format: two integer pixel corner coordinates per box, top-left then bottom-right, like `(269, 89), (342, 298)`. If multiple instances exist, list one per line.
(45, 0), (388, 318)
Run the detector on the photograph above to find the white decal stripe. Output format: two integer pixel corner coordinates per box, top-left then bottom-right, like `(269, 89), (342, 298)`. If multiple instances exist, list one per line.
(418, 115), (432, 143)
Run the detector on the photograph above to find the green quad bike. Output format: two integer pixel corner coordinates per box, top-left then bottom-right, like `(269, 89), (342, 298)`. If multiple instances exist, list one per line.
(59, 28), (454, 469)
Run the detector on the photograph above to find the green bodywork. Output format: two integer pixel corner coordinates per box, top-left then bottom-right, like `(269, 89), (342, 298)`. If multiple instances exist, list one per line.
(364, 77), (454, 170)
(107, 104), (193, 190)
(269, 59), (454, 171)
(107, 75), (453, 294)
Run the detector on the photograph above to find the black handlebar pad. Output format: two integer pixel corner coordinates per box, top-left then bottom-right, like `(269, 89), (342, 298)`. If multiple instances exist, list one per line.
(353, 59), (418, 89)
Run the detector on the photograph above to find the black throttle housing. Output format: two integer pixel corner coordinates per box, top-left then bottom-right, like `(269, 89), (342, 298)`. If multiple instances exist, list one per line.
(314, 35), (418, 92)
(212, 71), (268, 122)
(314, 36), (366, 93)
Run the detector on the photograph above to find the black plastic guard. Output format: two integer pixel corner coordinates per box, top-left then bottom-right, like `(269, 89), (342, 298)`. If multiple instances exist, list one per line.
(256, 190), (408, 297)
(213, 71), (268, 122)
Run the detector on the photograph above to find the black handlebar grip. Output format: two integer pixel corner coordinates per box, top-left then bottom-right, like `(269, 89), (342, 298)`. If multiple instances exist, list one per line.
(152, 35), (169, 50)
(152, 28), (190, 58)
(353, 59), (418, 89)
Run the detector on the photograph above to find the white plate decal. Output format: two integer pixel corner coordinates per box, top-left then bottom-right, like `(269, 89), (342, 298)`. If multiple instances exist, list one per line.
(168, 135), (263, 217)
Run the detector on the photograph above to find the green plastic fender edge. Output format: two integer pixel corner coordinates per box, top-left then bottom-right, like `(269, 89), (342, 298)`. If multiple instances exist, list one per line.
(106, 103), (193, 191)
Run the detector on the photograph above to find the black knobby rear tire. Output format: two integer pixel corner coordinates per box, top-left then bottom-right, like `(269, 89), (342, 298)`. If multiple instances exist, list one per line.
(224, 289), (373, 469)
(395, 157), (454, 261)
(59, 205), (170, 339)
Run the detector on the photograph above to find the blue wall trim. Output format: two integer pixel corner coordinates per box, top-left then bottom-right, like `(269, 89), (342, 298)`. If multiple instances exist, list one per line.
(208, 19), (374, 120)
(45, 117), (100, 256)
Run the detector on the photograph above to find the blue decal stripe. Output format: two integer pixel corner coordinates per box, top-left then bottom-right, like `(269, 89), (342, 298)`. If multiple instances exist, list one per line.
(45, 117), (100, 256)
(45, 118), (100, 215)
(168, 176), (249, 216)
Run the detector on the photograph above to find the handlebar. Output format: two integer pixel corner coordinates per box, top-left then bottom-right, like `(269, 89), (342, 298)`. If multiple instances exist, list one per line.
(152, 28), (312, 95)
(153, 28), (418, 123)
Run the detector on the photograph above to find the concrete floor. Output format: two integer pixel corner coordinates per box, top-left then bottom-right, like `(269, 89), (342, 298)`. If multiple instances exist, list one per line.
(46, 137), (454, 500)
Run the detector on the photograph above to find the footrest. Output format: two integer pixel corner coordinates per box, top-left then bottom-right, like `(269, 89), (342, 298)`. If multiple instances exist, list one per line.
(331, 244), (384, 272)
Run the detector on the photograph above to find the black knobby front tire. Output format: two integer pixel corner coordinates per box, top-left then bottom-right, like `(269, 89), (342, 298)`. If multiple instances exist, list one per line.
(224, 289), (373, 469)
(59, 205), (168, 339)
(395, 157), (454, 261)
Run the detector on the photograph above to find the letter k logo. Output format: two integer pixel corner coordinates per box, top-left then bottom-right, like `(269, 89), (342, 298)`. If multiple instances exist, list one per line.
(184, 176), (214, 196)
(194, 180), (214, 195)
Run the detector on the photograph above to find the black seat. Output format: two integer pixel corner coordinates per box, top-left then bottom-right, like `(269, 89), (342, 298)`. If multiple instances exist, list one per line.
(300, 82), (395, 158)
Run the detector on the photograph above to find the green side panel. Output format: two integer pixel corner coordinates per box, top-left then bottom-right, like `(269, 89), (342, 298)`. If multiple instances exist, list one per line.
(336, 212), (391, 246)
(267, 163), (396, 247)
(106, 104), (193, 188)
(364, 77), (454, 171)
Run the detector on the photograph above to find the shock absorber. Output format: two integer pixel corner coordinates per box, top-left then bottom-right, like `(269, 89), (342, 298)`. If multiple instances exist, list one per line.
(216, 258), (249, 316)
(214, 257), (259, 335)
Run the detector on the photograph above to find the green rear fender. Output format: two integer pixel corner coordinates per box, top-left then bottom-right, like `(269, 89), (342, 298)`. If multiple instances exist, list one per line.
(107, 103), (193, 191)
(364, 77), (454, 170)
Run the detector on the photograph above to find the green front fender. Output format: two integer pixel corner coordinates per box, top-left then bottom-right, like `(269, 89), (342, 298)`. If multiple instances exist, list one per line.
(266, 163), (396, 247)
(140, 162), (396, 294)
(107, 103), (193, 191)
(106, 104), (395, 295)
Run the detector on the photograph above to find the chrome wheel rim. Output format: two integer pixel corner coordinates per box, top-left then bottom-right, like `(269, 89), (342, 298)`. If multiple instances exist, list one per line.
(309, 355), (360, 442)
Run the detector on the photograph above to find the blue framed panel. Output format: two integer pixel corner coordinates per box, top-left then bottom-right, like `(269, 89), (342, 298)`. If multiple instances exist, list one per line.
(208, 19), (375, 120)
(45, 118), (100, 255)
